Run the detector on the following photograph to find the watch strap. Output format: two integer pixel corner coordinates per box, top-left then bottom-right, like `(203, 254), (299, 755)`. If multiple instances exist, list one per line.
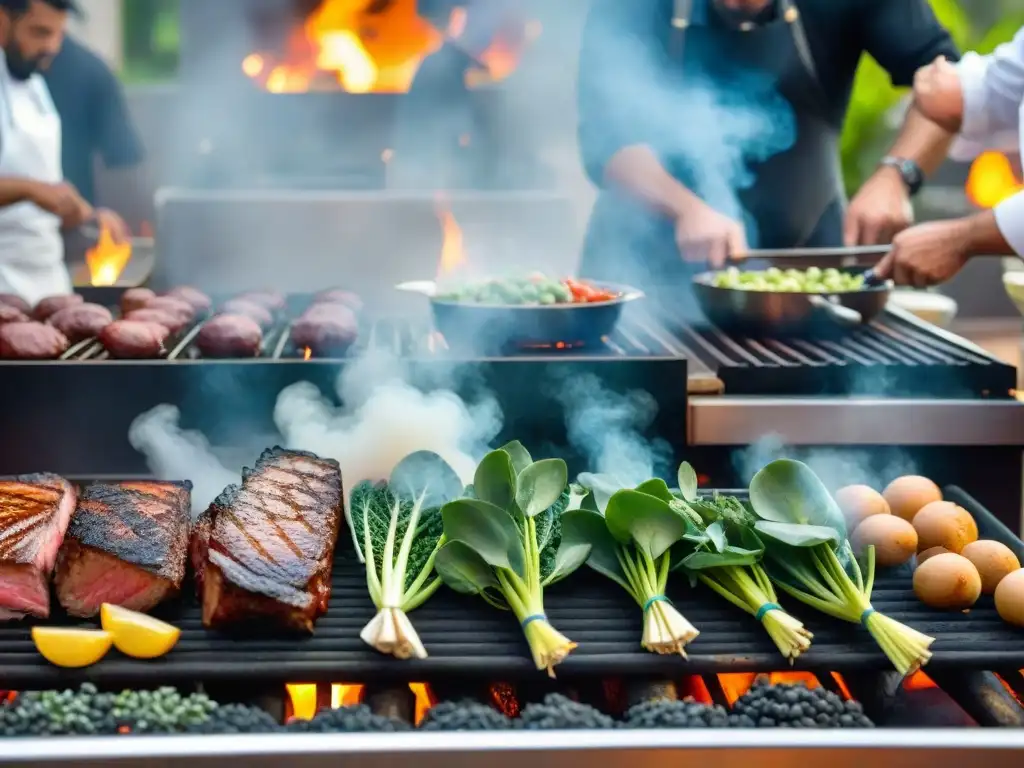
(881, 156), (924, 197)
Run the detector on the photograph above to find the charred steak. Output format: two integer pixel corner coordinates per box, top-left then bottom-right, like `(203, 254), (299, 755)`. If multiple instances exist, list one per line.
(199, 448), (342, 632)
(0, 474), (77, 619)
(54, 481), (192, 617)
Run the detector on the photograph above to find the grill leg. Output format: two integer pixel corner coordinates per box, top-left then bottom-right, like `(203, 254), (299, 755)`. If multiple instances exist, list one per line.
(927, 669), (1024, 727)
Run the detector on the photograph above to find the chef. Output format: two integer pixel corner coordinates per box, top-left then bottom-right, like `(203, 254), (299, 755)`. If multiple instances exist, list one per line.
(576, 0), (959, 306)
(0, 0), (126, 306)
(874, 29), (1024, 287)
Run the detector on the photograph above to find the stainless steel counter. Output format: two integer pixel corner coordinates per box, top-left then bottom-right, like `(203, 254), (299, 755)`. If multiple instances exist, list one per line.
(7, 728), (1024, 767)
(689, 397), (1024, 446)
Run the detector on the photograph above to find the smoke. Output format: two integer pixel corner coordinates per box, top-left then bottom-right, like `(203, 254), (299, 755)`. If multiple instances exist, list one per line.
(552, 372), (671, 488)
(129, 350), (503, 517)
(733, 434), (920, 494)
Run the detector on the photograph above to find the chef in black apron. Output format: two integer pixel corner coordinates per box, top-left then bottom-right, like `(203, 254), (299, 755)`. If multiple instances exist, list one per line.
(577, 0), (959, 312)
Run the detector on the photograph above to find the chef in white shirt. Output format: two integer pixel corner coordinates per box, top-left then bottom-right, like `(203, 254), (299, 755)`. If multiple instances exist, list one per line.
(873, 28), (1024, 288)
(0, 0), (127, 306)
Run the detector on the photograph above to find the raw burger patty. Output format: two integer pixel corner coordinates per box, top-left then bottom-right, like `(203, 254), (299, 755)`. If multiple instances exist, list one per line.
(120, 288), (155, 314)
(197, 314), (262, 357)
(0, 322), (69, 359)
(33, 294), (83, 321)
(47, 303), (113, 343)
(100, 320), (169, 358)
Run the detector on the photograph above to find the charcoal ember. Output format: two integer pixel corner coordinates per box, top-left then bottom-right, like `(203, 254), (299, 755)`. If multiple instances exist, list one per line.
(0, 292), (30, 314)
(165, 286), (212, 314)
(0, 321), (69, 359)
(286, 704), (409, 733)
(186, 704), (280, 734)
(220, 299), (274, 329)
(418, 700), (515, 731)
(120, 287), (155, 314)
(0, 303), (28, 325)
(33, 293), (83, 321)
(518, 694), (617, 730)
(48, 303), (113, 342)
(623, 697), (734, 728)
(730, 682), (874, 728)
(196, 314), (262, 358)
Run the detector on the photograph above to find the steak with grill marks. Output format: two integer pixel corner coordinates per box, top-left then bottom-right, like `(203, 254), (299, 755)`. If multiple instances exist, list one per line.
(189, 484), (238, 597)
(200, 447), (342, 632)
(54, 481), (192, 618)
(0, 474), (76, 619)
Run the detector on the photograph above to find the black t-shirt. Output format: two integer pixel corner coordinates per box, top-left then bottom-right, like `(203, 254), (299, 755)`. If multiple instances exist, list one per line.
(42, 36), (144, 204)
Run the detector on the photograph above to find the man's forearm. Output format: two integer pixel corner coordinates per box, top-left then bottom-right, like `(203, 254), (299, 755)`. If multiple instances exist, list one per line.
(0, 178), (39, 208)
(961, 209), (1015, 256)
(604, 145), (700, 219)
(886, 105), (957, 175)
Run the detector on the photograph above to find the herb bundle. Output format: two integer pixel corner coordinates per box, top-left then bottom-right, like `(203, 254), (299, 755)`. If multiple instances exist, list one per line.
(349, 451), (464, 659)
(748, 459), (935, 676)
(566, 477), (700, 655)
(671, 463), (813, 663)
(434, 442), (592, 676)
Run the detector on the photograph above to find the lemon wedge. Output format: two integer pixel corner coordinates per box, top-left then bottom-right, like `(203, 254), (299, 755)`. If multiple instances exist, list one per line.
(100, 604), (181, 659)
(32, 627), (112, 668)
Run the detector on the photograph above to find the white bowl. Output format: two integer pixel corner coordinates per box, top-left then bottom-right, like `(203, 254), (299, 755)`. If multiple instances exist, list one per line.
(886, 290), (958, 328)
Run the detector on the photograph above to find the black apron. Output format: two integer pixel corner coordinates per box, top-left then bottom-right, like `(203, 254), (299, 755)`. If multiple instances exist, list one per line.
(579, 0), (846, 313)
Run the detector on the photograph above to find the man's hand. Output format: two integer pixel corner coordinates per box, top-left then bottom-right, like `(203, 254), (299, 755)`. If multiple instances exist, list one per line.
(873, 219), (971, 288)
(95, 208), (131, 244)
(673, 198), (748, 268)
(844, 166), (914, 246)
(913, 56), (964, 134)
(28, 181), (93, 230)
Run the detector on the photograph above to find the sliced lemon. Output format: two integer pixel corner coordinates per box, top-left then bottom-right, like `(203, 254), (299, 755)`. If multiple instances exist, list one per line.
(32, 627), (112, 668)
(100, 604), (181, 659)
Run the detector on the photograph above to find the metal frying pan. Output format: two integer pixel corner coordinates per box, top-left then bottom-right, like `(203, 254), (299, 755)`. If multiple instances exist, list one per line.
(397, 279), (645, 350)
(692, 266), (891, 336)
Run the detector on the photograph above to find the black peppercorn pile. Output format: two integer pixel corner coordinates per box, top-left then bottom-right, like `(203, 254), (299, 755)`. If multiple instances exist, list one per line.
(730, 681), (874, 728)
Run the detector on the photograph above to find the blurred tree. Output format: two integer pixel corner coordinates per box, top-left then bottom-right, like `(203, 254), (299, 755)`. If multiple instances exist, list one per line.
(121, 0), (179, 82)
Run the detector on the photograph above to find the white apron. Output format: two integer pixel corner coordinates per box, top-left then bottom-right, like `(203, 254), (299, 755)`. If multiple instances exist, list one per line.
(0, 50), (70, 306)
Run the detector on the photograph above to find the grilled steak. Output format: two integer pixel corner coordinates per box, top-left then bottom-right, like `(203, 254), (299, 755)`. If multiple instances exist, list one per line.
(47, 303), (113, 343)
(120, 288), (155, 314)
(33, 294), (83, 322)
(200, 448), (342, 632)
(54, 481), (192, 617)
(0, 474), (76, 619)
(197, 315), (262, 358)
(100, 320), (169, 358)
(0, 322), (70, 359)
(189, 484), (238, 597)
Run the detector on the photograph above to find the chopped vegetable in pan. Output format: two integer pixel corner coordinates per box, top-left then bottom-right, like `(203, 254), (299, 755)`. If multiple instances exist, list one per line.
(437, 275), (620, 305)
(712, 267), (866, 293)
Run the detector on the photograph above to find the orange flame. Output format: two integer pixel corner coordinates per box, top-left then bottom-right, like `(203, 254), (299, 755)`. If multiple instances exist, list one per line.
(436, 200), (466, 277)
(242, 0), (535, 94)
(286, 683), (430, 724)
(85, 224), (131, 286)
(303, 347), (312, 360)
(717, 672), (823, 705)
(966, 151), (1023, 209)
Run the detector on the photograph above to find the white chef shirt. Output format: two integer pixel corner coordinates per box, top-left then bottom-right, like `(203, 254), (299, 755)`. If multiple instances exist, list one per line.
(953, 27), (1024, 256)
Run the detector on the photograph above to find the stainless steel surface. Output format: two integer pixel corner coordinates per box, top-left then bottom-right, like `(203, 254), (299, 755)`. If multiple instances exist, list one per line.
(736, 245), (891, 260)
(5, 729), (1024, 767)
(692, 267), (892, 336)
(688, 397), (1024, 445)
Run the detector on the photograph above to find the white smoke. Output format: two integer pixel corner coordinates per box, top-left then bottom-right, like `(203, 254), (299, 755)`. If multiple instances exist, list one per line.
(129, 350), (503, 517)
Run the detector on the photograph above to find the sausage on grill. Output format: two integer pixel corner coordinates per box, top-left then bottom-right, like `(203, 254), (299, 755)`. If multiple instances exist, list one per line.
(234, 290), (285, 314)
(143, 296), (195, 325)
(0, 322), (70, 359)
(0, 293), (31, 315)
(0, 304), (29, 326)
(291, 303), (358, 355)
(100, 320), (169, 359)
(120, 288), (155, 314)
(125, 308), (188, 335)
(33, 294), (83, 322)
(47, 303), (113, 343)
(197, 315), (262, 358)
(165, 286), (212, 314)
(312, 289), (362, 313)
(220, 299), (273, 329)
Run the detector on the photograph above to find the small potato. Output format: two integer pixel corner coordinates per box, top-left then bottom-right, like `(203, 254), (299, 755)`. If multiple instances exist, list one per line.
(913, 553), (981, 610)
(917, 546), (950, 565)
(851, 515), (917, 567)
(883, 476), (942, 522)
(835, 485), (890, 531)
(913, 501), (978, 554)
(961, 540), (1021, 594)
(994, 568), (1024, 627)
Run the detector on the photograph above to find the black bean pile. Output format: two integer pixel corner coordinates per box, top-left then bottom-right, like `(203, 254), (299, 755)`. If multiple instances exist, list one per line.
(0, 682), (873, 736)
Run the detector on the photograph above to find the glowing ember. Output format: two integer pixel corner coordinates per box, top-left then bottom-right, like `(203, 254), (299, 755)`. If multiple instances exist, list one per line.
(966, 151), (1023, 209)
(303, 347), (312, 361)
(717, 672), (823, 705)
(85, 224), (131, 286)
(436, 200), (466, 277)
(242, 0), (535, 93)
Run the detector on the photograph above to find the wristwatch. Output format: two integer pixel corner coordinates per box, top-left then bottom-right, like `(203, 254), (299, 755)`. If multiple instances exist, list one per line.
(880, 156), (924, 197)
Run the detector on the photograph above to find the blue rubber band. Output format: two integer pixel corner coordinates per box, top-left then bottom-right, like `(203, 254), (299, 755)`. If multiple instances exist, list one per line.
(643, 595), (671, 613)
(521, 614), (546, 629)
(860, 608), (876, 626)
(755, 602), (781, 622)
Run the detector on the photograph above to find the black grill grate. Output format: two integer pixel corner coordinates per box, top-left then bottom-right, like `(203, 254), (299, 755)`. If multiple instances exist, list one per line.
(1, 487), (1021, 688)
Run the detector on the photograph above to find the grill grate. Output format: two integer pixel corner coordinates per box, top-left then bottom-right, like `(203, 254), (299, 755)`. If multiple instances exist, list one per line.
(1, 487), (1021, 688)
